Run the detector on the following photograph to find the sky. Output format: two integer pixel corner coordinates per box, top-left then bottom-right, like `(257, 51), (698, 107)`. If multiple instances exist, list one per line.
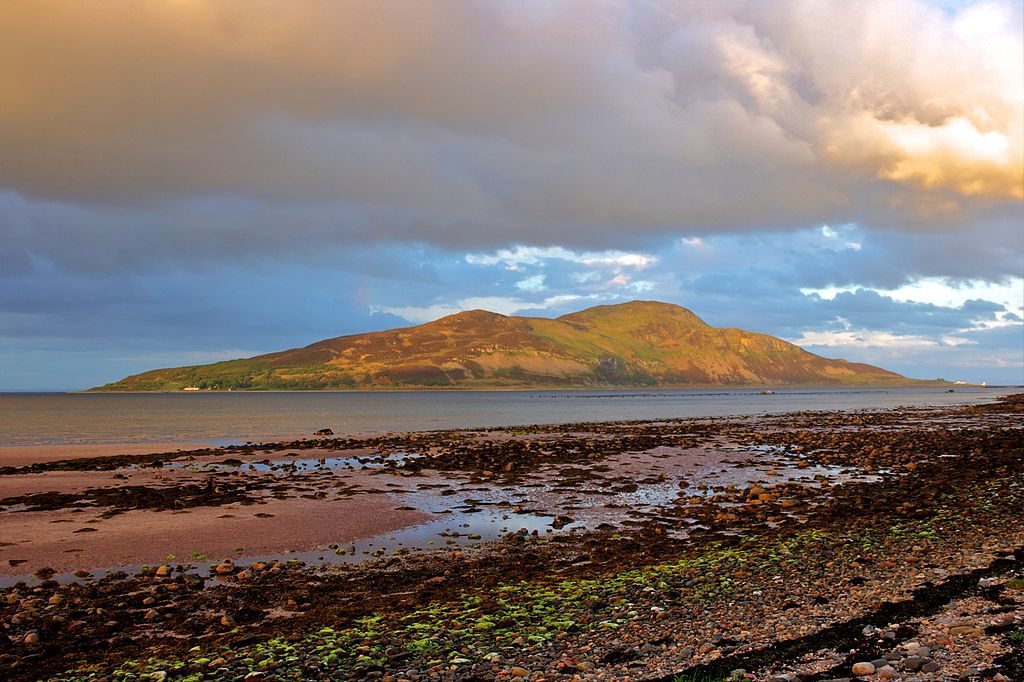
(1, 0), (1022, 391)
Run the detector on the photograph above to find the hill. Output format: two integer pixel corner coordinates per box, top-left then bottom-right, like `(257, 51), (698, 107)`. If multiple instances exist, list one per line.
(93, 301), (922, 390)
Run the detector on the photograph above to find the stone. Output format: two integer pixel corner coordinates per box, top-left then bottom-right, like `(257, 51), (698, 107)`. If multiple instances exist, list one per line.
(920, 662), (939, 674)
(23, 632), (39, 645)
(155, 565), (171, 577)
(507, 667), (530, 678)
(851, 662), (876, 677)
(551, 515), (575, 529)
(876, 665), (896, 679)
(949, 625), (982, 636)
(902, 656), (926, 671)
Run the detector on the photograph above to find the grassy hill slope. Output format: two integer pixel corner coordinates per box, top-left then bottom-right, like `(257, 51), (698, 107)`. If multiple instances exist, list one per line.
(93, 301), (922, 390)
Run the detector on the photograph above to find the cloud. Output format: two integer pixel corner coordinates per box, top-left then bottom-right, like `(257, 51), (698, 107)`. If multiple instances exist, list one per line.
(803, 277), (1024, 319)
(1, 2), (1021, 389)
(371, 293), (600, 323)
(515, 274), (546, 293)
(0, 0), (1021, 272)
(789, 328), (944, 351)
(465, 246), (657, 271)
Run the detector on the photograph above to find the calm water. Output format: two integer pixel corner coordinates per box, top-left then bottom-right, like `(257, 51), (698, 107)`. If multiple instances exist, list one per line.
(0, 387), (1011, 447)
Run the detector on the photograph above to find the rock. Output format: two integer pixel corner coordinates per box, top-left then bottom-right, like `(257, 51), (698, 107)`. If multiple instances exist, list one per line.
(215, 562), (235, 576)
(902, 656), (927, 671)
(949, 624), (982, 636)
(235, 570), (252, 581)
(155, 565), (171, 577)
(221, 614), (237, 627)
(875, 665), (896, 679)
(920, 662), (939, 674)
(551, 515), (575, 529)
(23, 632), (39, 645)
(507, 667), (530, 678)
(151, 672), (168, 681)
(48, 595), (62, 605)
(315, 428), (334, 436)
(851, 662), (876, 677)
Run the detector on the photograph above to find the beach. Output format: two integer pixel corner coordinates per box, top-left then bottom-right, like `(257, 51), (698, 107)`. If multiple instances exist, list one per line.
(0, 395), (1021, 680)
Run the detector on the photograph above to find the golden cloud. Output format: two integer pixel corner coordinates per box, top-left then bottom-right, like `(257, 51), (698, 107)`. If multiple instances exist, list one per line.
(0, 0), (1019, 235)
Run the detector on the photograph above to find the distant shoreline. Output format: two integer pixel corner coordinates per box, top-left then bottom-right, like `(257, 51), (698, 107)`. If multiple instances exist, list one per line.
(77, 380), (960, 394)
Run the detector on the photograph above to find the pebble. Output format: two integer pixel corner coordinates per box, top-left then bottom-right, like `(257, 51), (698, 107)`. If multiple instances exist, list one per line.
(948, 624), (982, 636)
(851, 662), (876, 676)
(876, 664), (896, 679)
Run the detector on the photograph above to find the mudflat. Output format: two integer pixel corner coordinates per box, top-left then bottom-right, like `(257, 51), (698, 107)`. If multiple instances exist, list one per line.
(0, 396), (1021, 681)
(0, 442), (212, 468)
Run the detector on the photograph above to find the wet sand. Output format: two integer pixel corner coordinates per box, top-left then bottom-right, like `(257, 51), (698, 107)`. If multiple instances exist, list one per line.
(0, 427), (874, 580)
(0, 496), (428, 576)
(0, 442), (211, 467)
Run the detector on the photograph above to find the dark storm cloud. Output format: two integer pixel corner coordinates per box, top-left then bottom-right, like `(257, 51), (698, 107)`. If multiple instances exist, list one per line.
(0, 0), (1021, 273)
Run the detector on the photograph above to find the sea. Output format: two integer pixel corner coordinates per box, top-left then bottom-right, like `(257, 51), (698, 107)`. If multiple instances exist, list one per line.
(0, 386), (1012, 447)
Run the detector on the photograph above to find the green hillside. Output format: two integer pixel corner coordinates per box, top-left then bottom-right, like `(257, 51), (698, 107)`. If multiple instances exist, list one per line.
(93, 301), (925, 391)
